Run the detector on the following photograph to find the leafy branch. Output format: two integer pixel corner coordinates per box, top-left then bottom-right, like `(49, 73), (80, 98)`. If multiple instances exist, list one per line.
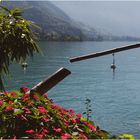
(0, 5), (40, 90)
(83, 98), (92, 121)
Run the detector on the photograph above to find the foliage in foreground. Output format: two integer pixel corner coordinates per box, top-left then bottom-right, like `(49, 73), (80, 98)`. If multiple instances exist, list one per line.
(0, 6), (40, 90)
(0, 87), (135, 139)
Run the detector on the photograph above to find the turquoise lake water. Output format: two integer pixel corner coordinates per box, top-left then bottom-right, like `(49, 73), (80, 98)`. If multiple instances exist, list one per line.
(5, 41), (140, 137)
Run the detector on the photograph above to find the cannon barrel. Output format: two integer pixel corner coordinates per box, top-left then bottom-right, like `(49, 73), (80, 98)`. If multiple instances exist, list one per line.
(27, 67), (71, 95)
(70, 43), (140, 63)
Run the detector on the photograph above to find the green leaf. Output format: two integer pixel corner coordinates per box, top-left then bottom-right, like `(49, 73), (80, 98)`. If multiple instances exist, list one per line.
(0, 6), (41, 91)
(14, 109), (23, 115)
(72, 132), (78, 136)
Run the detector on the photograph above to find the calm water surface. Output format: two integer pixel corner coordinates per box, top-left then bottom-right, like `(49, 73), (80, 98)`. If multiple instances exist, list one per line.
(5, 41), (140, 137)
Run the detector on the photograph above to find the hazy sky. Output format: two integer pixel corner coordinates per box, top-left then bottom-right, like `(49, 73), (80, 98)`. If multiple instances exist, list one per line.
(52, 1), (140, 37)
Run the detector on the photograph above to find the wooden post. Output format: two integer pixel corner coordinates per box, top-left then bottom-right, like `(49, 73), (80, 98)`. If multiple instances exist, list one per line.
(70, 43), (140, 63)
(28, 67), (71, 95)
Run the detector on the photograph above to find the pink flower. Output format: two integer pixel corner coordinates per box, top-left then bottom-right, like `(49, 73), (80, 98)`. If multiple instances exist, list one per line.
(79, 133), (88, 140)
(84, 122), (96, 131)
(22, 94), (30, 101)
(43, 93), (48, 98)
(61, 108), (68, 112)
(20, 87), (29, 93)
(8, 101), (14, 104)
(61, 133), (71, 140)
(12, 136), (17, 140)
(90, 125), (96, 131)
(25, 129), (35, 134)
(0, 99), (4, 106)
(64, 120), (69, 126)
(33, 95), (39, 100)
(41, 116), (49, 121)
(76, 114), (82, 118)
(10, 92), (16, 96)
(51, 104), (58, 109)
(4, 91), (8, 95)
(38, 106), (46, 114)
(69, 109), (75, 114)
(34, 133), (44, 139)
(53, 128), (62, 133)
(42, 127), (49, 134)
(6, 106), (13, 111)
(23, 108), (32, 114)
(70, 118), (77, 123)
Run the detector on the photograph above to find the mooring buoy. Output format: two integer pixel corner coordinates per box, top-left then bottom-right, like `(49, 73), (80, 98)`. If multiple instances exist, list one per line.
(110, 53), (116, 70)
(21, 62), (28, 68)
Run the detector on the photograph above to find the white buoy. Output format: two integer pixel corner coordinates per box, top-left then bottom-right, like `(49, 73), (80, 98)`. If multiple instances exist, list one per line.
(21, 62), (28, 74)
(21, 62), (28, 68)
(110, 53), (116, 70)
(111, 64), (116, 69)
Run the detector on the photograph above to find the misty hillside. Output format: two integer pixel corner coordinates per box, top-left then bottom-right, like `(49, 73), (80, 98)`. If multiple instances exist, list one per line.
(2, 1), (140, 41)
(2, 1), (103, 41)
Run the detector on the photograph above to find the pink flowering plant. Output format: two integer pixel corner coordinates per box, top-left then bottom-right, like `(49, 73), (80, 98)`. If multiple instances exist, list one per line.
(0, 87), (134, 139)
(0, 87), (111, 139)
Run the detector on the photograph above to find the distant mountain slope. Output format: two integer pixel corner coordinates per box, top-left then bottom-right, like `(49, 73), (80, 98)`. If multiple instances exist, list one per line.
(2, 1), (140, 41)
(2, 1), (103, 41)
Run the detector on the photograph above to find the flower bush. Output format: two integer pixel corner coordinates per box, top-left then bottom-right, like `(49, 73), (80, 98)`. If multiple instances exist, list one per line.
(0, 87), (134, 139)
